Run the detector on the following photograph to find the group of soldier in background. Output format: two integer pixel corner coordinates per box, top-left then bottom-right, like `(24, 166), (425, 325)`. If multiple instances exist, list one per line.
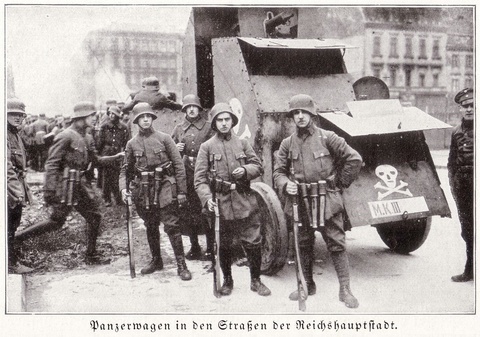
(7, 80), (474, 308)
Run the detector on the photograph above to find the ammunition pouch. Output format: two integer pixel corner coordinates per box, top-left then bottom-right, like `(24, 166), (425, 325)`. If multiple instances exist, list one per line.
(210, 177), (251, 194)
(135, 161), (176, 209)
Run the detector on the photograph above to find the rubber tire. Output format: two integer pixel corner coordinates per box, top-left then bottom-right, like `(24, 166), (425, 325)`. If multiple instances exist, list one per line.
(251, 182), (288, 275)
(375, 217), (432, 254)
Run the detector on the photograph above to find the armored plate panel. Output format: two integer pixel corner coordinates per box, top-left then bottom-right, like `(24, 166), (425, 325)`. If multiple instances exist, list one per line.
(320, 100), (451, 136)
(343, 161), (450, 227)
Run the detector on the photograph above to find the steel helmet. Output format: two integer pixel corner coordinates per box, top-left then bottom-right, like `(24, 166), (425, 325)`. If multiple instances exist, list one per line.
(210, 102), (238, 131)
(132, 102), (157, 124)
(72, 101), (96, 119)
(288, 94), (316, 117)
(108, 106), (122, 118)
(181, 94), (203, 112)
(7, 98), (26, 116)
(143, 76), (160, 91)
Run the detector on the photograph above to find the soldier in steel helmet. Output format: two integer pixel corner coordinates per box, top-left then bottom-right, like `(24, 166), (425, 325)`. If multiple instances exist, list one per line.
(7, 98), (34, 274)
(15, 102), (124, 265)
(122, 76), (182, 115)
(97, 106), (130, 207)
(273, 94), (362, 308)
(194, 102), (271, 297)
(171, 94), (215, 262)
(119, 103), (192, 281)
(448, 88), (474, 282)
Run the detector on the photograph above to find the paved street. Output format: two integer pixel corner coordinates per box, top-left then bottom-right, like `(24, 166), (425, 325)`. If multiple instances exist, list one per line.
(13, 151), (473, 315)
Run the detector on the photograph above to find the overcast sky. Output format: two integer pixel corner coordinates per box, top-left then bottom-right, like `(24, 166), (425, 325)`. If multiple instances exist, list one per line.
(6, 5), (192, 116)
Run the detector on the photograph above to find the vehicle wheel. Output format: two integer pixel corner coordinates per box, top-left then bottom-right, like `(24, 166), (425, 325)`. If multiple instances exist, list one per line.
(375, 217), (432, 254)
(251, 182), (288, 275)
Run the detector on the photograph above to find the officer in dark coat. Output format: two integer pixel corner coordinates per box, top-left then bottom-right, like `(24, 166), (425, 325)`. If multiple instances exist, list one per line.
(273, 94), (362, 308)
(171, 94), (215, 261)
(448, 88), (474, 282)
(97, 106), (130, 206)
(194, 102), (271, 297)
(15, 102), (124, 265)
(119, 103), (191, 281)
(7, 98), (34, 274)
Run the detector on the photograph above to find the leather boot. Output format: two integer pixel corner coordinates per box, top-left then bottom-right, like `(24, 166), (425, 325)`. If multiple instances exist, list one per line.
(217, 246), (233, 295)
(85, 221), (110, 265)
(15, 219), (63, 242)
(185, 235), (202, 260)
(141, 225), (163, 274)
(245, 246), (271, 296)
(289, 247), (316, 301)
(219, 275), (234, 296)
(331, 251), (359, 308)
(169, 233), (192, 281)
(452, 256), (474, 282)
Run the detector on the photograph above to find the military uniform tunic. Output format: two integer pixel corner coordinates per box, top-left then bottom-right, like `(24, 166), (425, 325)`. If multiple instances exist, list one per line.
(119, 128), (187, 235)
(171, 116), (215, 233)
(194, 131), (263, 247)
(447, 119), (474, 272)
(7, 122), (32, 264)
(273, 123), (362, 251)
(43, 125), (109, 229)
(98, 119), (130, 203)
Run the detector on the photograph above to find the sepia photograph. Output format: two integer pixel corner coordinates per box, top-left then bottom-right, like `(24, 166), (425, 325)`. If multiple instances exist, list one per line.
(3, 3), (477, 336)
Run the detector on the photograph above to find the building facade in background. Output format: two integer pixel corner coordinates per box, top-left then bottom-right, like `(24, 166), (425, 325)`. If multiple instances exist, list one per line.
(81, 28), (183, 108)
(76, 7), (473, 148)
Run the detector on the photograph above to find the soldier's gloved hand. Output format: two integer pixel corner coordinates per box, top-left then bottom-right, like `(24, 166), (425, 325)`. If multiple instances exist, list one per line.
(121, 189), (132, 204)
(115, 152), (125, 160)
(207, 198), (217, 212)
(176, 143), (185, 153)
(232, 167), (246, 180)
(177, 193), (187, 207)
(285, 181), (298, 195)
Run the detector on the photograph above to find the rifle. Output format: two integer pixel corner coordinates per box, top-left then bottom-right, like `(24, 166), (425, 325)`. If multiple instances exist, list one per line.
(211, 154), (222, 298)
(290, 156), (308, 311)
(125, 178), (136, 278)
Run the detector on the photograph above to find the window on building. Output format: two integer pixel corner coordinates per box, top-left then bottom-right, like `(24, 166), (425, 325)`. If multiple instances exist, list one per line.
(405, 37), (413, 59)
(451, 78), (459, 92)
(373, 36), (382, 57)
(405, 68), (412, 87)
(389, 37), (398, 58)
(159, 41), (166, 52)
(465, 77), (473, 88)
(432, 40), (441, 60)
(419, 39), (427, 59)
(168, 41), (176, 53)
(451, 54), (459, 68)
(389, 67), (397, 87)
(465, 55), (473, 68)
(432, 73), (439, 87)
(419, 73), (426, 87)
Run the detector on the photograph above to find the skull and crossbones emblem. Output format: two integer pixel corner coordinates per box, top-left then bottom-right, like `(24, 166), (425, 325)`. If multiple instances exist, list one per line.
(374, 165), (413, 200)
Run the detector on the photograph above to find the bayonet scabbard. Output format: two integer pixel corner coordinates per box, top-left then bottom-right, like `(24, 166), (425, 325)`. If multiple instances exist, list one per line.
(310, 182), (319, 229)
(318, 180), (327, 227)
(153, 167), (163, 205)
(141, 172), (150, 210)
